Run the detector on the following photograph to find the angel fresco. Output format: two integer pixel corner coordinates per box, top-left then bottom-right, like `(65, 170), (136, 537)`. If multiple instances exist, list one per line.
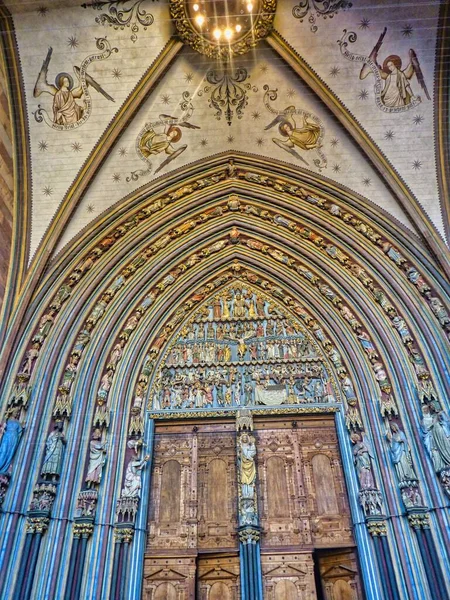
(263, 87), (327, 170)
(33, 39), (117, 131)
(339, 28), (430, 112)
(138, 115), (199, 175)
(134, 92), (200, 177)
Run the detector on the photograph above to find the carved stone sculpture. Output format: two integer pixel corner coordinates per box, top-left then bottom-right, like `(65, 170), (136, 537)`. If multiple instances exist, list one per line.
(85, 429), (107, 487)
(351, 433), (376, 490)
(386, 423), (418, 484)
(121, 454), (150, 499)
(421, 408), (450, 478)
(0, 417), (23, 474)
(41, 421), (65, 479)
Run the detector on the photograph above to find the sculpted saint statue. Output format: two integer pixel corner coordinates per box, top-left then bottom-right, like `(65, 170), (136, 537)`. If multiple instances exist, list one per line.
(85, 429), (107, 487)
(41, 422), (65, 478)
(0, 416), (23, 474)
(351, 433), (375, 489)
(386, 423), (417, 483)
(422, 408), (450, 473)
(239, 433), (257, 499)
(121, 455), (150, 499)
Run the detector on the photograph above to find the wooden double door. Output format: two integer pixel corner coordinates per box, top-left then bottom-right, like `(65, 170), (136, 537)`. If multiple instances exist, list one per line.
(142, 416), (362, 600)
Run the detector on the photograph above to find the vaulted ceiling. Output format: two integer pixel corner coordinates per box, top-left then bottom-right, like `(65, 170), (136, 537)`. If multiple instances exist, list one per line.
(1, 0), (449, 286)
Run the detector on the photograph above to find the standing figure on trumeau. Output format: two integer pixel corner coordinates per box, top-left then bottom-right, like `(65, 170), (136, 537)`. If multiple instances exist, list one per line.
(239, 433), (257, 499)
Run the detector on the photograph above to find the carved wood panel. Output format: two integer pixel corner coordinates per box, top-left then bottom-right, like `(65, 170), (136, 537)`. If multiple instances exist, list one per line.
(317, 549), (362, 600)
(144, 417), (359, 599)
(148, 421), (239, 553)
(142, 557), (196, 600)
(297, 417), (354, 548)
(261, 552), (317, 600)
(256, 423), (311, 548)
(147, 430), (194, 552)
(197, 554), (240, 600)
(255, 416), (354, 550)
(197, 429), (238, 550)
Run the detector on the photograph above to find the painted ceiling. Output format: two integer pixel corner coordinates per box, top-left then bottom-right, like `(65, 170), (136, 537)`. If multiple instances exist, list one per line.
(4, 0), (446, 258)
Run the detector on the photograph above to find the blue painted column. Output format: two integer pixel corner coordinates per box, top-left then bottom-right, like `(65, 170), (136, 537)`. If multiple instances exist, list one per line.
(335, 409), (398, 600)
(236, 411), (263, 600)
(121, 417), (155, 600)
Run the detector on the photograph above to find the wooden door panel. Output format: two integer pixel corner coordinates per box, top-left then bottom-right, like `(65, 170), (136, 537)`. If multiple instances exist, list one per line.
(142, 557), (196, 600)
(256, 426), (311, 548)
(197, 555), (240, 600)
(197, 430), (238, 550)
(317, 549), (363, 600)
(261, 552), (316, 600)
(147, 432), (193, 552)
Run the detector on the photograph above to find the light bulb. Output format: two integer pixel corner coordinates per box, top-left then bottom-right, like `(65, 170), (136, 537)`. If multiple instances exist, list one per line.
(224, 28), (233, 40)
(246, 2), (253, 11)
(195, 14), (205, 25)
(213, 28), (222, 40)
(193, 3), (199, 10)
(235, 24), (242, 32)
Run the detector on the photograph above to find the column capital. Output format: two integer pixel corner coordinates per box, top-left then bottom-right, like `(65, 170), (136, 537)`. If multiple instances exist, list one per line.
(238, 526), (261, 544)
(26, 516), (50, 534)
(365, 517), (387, 537)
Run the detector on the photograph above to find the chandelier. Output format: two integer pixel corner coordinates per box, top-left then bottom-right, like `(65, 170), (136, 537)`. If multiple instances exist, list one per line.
(170, 0), (277, 59)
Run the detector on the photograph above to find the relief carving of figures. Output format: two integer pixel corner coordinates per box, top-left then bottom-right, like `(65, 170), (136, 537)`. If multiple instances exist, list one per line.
(85, 429), (107, 487)
(20, 343), (40, 377)
(351, 433), (384, 516)
(72, 323), (93, 356)
(0, 415), (24, 474)
(41, 422), (65, 479)
(33, 39), (117, 130)
(107, 339), (126, 370)
(33, 310), (55, 344)
(339, 29), (430, 112)
(97, 370), (113, 401)
(428, 297), (450, 329)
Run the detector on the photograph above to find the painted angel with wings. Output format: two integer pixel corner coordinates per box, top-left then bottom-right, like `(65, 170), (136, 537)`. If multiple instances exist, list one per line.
(33, 45), (115, 128)
(265, 106), (323, 166)
(360, 28), (430, 108)
(138, 113), (200, 174)
(263, 88), (327, 169)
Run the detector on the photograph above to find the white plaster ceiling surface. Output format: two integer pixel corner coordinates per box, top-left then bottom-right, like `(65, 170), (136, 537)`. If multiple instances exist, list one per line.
(6, 0), (445, 258)
(275, 0), (444, 236)
(7, 1), (172, 256)
(57, 43), (420, 251)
